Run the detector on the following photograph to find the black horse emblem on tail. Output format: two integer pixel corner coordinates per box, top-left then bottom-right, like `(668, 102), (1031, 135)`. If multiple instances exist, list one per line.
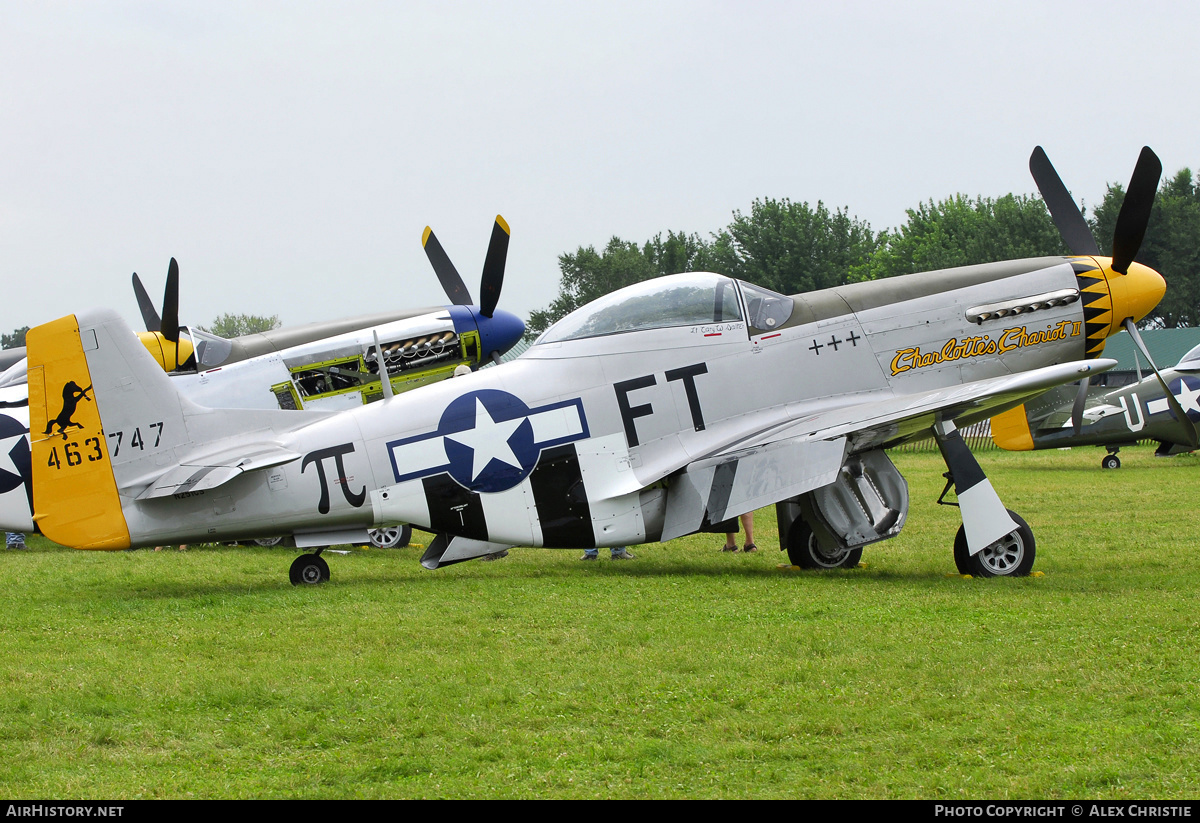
(44, 381), (92, 440)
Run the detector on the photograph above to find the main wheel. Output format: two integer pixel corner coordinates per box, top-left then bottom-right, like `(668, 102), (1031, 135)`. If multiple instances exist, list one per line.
(368, 525), (412, 549)
(289, 553), (331, 586)
(953, 510), (1035, 577)
(786, 521), (862, 569)
(1101, 454), (1121, 469)
(254, 536), (284, 547)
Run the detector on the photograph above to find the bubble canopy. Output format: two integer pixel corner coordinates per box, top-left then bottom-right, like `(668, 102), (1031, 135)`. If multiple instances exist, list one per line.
(1179, 342), (1200, 367)
(538, 272), (785, 344)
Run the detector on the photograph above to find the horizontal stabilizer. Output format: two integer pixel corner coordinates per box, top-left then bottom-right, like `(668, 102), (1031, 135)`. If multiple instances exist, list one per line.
(135, 445), (301, 499)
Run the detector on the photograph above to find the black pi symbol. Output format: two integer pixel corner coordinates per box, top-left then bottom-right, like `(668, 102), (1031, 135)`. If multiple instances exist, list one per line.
(44, 381), (92, 440)
(301, 443), (367, 514)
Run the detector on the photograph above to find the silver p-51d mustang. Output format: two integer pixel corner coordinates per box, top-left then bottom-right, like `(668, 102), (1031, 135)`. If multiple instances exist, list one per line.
(26, 149), (1167, 582)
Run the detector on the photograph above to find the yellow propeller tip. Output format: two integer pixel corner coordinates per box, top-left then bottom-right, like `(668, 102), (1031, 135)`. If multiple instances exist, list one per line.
(495, 215), (510, 235)
(421, 226), (432, 246)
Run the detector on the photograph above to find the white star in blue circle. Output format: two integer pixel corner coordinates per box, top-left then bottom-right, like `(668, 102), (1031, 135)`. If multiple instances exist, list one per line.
(387, 390), (589, 493)
(1168, 376), (1200, 422)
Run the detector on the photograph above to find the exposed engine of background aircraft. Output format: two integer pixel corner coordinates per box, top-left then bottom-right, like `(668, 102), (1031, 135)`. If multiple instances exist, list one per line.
(23, 149), (1168, 583)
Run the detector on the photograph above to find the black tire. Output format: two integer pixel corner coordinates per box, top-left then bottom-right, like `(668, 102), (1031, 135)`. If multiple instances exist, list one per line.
(1101, 454), (1121, 470)
(368, 525), (412, 549)
(786, 521), (862, 569)
(289, 553), (330, 586)
(953, 509), (1035, 577)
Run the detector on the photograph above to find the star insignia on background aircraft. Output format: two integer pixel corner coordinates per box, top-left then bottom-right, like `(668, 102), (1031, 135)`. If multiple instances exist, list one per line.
(0, 413), (30, 496)
(1149, 376), (1200, 420)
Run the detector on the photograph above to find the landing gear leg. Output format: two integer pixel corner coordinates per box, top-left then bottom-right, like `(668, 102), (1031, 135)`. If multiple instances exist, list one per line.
(289, 550), (331, 586)
(934, 420), (1035, 577)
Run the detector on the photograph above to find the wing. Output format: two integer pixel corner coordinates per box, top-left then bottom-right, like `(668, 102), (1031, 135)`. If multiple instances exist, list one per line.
(659, 358), (1116, 539)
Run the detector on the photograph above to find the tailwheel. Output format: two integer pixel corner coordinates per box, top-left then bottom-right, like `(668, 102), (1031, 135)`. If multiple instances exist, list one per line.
(953, 510), (1035, 577)
(289, 553), (330, 586)
(786, 521), (862, 569)
(1101, 453), (1121, 470)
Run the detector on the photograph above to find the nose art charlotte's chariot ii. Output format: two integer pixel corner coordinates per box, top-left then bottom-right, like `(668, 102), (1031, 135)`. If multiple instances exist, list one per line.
(25, 148), (1168, 582)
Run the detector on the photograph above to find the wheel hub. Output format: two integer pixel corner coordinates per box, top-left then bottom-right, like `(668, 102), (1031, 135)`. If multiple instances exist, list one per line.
(979, 532), (1023, 574)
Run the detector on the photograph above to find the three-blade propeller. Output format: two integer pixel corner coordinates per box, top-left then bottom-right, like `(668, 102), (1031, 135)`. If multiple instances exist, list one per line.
(1030, 147), (1164, 435)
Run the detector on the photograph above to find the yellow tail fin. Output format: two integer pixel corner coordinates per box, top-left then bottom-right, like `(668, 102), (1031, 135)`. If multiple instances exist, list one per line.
(991, 405), (1035, 451)
(28, 315), (130, 549)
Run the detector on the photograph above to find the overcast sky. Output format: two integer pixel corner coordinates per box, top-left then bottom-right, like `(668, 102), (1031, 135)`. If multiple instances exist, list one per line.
(2, 1), (1196, 336)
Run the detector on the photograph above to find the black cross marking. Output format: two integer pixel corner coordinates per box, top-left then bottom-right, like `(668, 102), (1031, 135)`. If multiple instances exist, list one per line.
(847, 331), (861, 347)
(809, 339), (823, 355)
(828, 335), (842, 351)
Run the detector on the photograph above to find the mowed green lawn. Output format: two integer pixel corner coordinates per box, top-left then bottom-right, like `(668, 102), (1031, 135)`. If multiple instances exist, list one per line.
(1, 446), (1198, 799)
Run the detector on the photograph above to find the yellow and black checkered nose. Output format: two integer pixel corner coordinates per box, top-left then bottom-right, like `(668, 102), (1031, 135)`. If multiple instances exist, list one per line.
(1073, 257), (1166, 358)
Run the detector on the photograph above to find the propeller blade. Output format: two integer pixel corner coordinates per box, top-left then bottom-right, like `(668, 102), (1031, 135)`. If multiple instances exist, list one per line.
(478, 215), (510, 319)
(161, 258), (180, 342)
(1070, 377), (1090, 436)
(1124, 318), (1198, 448)
(1111, 147), (1162, 274)
(131, 273), (162, 333)
(422, 227), (473, 306)
(1029, 146), (1100, 256)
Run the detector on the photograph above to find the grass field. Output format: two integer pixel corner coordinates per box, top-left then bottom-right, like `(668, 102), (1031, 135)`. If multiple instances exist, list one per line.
(2, 446), (1198, 799)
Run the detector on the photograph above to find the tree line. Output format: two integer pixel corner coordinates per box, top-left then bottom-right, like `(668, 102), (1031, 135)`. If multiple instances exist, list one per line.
(527, 167), (1200, 337)
(1, 314), (280, 350)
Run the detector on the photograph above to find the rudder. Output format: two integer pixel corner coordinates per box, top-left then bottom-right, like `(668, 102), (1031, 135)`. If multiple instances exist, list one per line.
(28, 314), (130, 549)
(990, 404), (1035, 451)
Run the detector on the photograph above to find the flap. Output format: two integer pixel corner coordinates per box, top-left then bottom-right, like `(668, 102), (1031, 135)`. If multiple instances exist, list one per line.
(662, 436), (847, 541)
